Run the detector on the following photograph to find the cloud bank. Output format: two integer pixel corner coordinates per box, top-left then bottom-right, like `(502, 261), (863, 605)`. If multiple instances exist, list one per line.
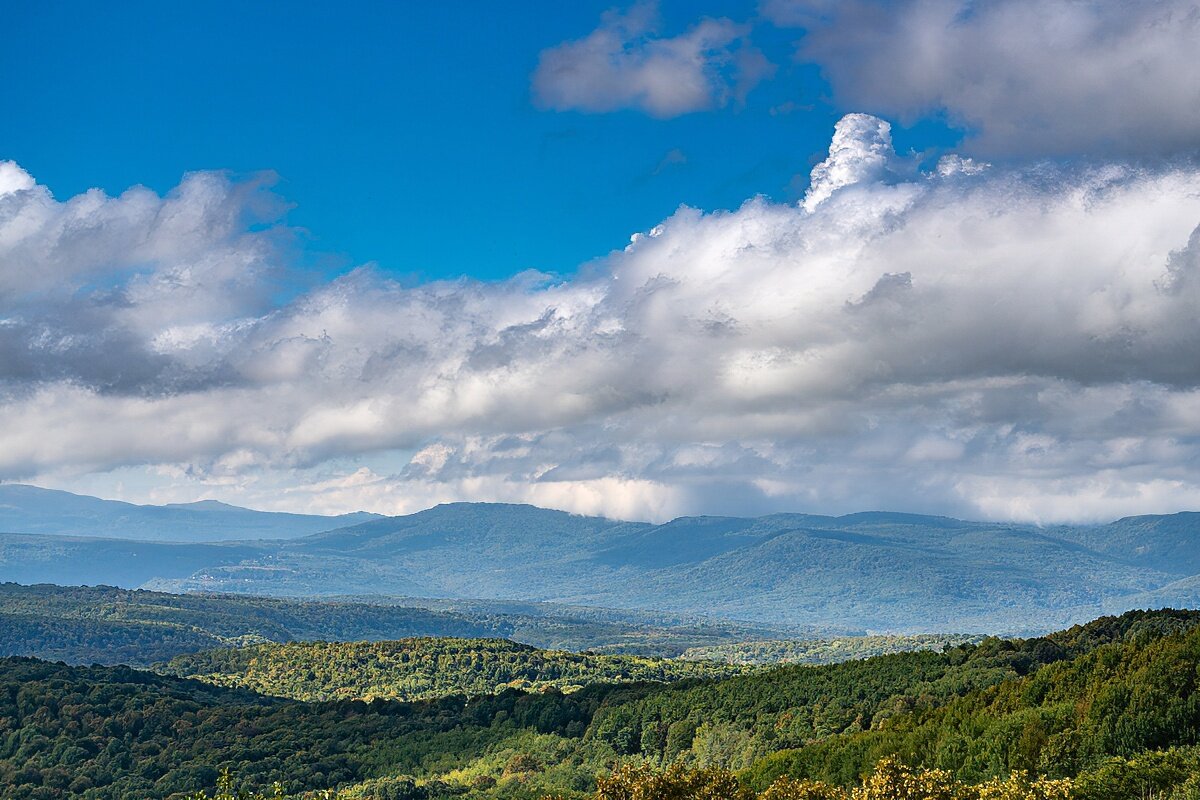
(768, 0), (1200, 157)
(531, 4), (771, 118)
(5, 113), (1200, 522)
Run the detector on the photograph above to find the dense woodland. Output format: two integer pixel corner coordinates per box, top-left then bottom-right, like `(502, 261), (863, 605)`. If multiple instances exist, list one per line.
(159, 638), (749, 701)
(0, 583), (829, 664)
(0, 583), (506, 665)
(186, 759), (1078, 800)
(678, 635), (980, 666)
(2, 609), (1200, 798)
(161, 635), (983, 705)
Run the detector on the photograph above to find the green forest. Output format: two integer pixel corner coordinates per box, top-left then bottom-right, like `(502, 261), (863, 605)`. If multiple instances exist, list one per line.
(2, 608), (1200, 799)
(0, 583), (840, 665)
(159, 638), (749, 701)
(677, 635), (981, 666)
(160, 635), (983, 704)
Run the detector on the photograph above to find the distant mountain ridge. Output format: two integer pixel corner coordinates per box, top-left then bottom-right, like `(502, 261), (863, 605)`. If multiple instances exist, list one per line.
(0, 483), (383, 542)
(1, 490), (1199, 632)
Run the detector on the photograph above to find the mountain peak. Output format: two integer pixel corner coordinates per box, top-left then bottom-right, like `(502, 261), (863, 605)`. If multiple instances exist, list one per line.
(163, 500), (246, 513)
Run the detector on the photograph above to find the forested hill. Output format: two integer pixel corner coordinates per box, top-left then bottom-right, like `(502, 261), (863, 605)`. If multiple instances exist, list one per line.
(6, 499), (1200, 631)
(678, 633), (980, 665)
(0, 583), (817, 666)
(2, 609), (1198, 799)
(743, 608), (1200, 789)
(158, 638), (749, 701)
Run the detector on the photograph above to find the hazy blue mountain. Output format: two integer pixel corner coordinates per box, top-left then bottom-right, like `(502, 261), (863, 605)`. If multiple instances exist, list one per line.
(1049, 512), (1200, 575)
(590, 515), (766, 569)
(3, 493), (1200, 632)
(0, 533), (263, 587)
(1107, 573), (1200, 611)
(0, 483), (382, 541)
(285, 502), (649, 598)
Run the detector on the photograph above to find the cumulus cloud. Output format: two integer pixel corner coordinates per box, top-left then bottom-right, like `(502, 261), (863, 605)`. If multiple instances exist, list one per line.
(802, 113), (897, 211)
(766, 0), (1200, 157)
(7, 114), (1200, 522)
(532, 3), (771, 118)
(0, 161), (286, 393)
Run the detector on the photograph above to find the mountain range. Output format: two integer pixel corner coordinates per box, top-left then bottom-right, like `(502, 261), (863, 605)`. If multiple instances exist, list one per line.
(1, 484), (1198, 632)
(0, 483), (381, 541)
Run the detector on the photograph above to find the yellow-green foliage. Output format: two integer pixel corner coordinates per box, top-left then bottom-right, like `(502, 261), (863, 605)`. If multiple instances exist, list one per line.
(680, 637), (981, 667)
(591, 762), (755, 800)
(846, 760), (1070, 800)
(567, 760), (1071, 800)
(759, 776), (848, 800)
(182, 762), (1075, 800)
(183, 768), (289, 800)
(162, 638), (747, 702)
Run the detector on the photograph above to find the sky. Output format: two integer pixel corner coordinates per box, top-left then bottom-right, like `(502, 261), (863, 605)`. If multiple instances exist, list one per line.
(3, 0), (1200, 523)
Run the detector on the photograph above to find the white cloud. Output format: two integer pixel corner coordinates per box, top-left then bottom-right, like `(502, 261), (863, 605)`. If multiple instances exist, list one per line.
(802, 113), (896, 211)
(531, 3), (771, 118)
(7, 114), (1200, 522)
(0, 162), (35, 196)
(767, 0), (1200, 157)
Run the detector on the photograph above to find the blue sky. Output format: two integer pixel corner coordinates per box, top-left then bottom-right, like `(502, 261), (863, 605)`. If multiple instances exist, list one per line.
(4, 1), (1200, 522)
(3, 0), (955, 282)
